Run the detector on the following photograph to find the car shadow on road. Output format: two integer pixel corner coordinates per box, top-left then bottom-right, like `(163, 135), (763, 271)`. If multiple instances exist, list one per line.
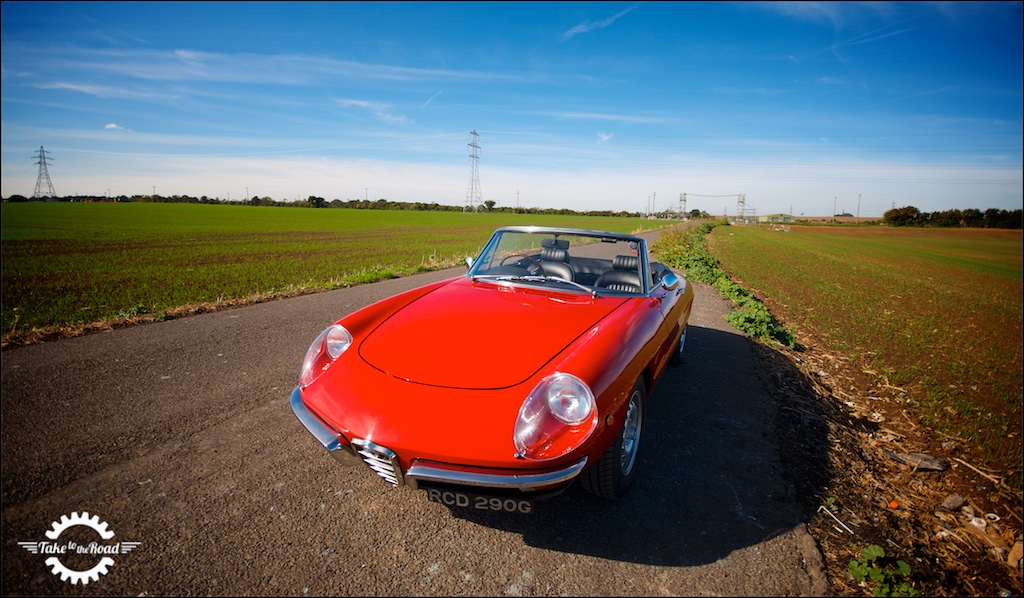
(445, 324), (831, 567)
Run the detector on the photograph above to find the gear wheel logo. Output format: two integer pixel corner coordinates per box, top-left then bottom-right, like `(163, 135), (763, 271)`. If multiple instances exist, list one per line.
(45, 511), (116, 540)
(18, 511), (140, 586)
(44, 555), (115, 586)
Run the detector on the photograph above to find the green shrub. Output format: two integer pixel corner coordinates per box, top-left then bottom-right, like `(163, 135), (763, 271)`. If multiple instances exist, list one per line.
(652, 222), (796, 348)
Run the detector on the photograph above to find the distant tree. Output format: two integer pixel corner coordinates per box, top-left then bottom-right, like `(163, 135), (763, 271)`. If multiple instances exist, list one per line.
(882, 206), (1020, 228)
(883, 206), (921, 227)
(5, 194), (30, 202)
(984, 208), (1002, 228)
(961, 208), (984, 228)
(1006, 209), (1023, 229)
(928, 209), (961, 227)
(484, 200), (496, 211)
(308, 195), (327, 208)
(983, 208), (1023, 229)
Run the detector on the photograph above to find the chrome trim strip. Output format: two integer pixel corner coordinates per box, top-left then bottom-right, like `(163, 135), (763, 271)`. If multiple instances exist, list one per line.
(405, 457), (588, 491)
(492, 226), (643, 244)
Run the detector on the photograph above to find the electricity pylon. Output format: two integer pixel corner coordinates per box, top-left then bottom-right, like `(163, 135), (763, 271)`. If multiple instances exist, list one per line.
(33, 146), (56, 198)
(464, 130), (482, 212)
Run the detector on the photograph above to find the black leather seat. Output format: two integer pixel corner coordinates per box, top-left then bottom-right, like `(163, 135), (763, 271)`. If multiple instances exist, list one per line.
(595, 255), (642, 293)
(539, 247), (575, 281)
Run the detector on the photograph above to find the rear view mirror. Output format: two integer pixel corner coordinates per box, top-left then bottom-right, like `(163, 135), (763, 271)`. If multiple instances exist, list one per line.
(660, 273), (680, 291)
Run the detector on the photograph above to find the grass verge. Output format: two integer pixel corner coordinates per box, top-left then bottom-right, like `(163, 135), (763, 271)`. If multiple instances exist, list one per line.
(652, 220), (796, 348)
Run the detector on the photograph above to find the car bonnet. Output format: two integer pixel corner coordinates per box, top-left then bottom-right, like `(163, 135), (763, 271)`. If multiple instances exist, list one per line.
(358, 277), (623, 390)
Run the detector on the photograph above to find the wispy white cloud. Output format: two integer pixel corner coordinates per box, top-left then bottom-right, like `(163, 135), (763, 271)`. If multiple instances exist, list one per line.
(711, 86), (788, 97)
(816, 76), (846, 86)
(757, 1), (845, 28)
(335, 99), (409, 124)
(754, 1), (909, 30)
(3, 127), (1019, 214)
(34, 81), (182, 101)
(540, 111), (667, 125)
(596, 131), (614, 144)
(103, 123), (125, 130)
(757, 3), (923, 60)
(422, 91), (443, 108)
(7, 44), (530, 86)
(874, 85), (962, 107)
(561, 4), (639, 41)
(833, 23), (924, 51)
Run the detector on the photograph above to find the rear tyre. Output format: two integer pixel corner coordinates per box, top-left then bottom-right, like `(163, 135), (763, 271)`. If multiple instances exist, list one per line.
(580, 377), (645, 499)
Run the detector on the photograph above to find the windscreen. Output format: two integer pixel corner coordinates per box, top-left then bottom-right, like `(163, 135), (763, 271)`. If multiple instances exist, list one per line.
(468, 229), (648, 295)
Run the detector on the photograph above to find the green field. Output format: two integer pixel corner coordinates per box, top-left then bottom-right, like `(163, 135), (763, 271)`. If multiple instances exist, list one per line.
(704, 224), (1023, 471)
(1, 202), (664, 339)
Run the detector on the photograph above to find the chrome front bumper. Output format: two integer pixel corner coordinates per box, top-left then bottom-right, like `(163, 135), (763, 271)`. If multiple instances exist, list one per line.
(290, 386), (588, 492)
(290, 386), (362, 466)
(405, 457), (587, 492)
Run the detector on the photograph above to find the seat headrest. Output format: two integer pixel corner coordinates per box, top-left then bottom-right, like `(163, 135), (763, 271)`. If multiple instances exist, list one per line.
(542, 247), (570, 263)
(613, 255), (639, 271)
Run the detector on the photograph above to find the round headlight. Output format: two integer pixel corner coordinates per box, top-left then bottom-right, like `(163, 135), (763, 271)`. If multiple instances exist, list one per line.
(299, 324), (352, 387)
(324, 325), (353, 359)
(513, 372), (597, 461)
(545, 373), (594, 425)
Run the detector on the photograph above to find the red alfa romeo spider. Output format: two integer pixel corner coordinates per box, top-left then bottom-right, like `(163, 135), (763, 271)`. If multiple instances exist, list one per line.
(291, 226), (694, 513)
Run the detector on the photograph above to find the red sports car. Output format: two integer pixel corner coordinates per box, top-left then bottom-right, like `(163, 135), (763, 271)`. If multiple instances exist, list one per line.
(291, 226), (694, 513)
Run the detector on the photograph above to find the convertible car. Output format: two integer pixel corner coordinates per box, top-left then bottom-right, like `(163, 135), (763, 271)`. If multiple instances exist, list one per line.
(291, 226), (694, 513)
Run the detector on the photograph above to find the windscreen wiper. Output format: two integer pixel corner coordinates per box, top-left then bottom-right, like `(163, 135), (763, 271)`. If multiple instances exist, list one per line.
(471, 274), (598, 298)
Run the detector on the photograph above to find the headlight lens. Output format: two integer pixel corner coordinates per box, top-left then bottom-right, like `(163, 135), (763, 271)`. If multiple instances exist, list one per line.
(324, 325), (353, 359)
(513, 373), (597, 461)
(545, 374), (594, 425)
(299, 324), (352, 387)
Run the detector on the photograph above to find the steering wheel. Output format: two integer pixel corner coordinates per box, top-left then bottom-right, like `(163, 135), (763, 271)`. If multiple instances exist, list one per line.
(499, 253), (543, 275)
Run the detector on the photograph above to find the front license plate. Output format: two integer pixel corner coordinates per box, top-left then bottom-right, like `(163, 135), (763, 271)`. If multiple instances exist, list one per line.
(424, 487), (534, 514)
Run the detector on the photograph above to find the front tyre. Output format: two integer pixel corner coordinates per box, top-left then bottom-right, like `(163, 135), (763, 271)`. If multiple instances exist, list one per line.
(581, 377), (645, 499)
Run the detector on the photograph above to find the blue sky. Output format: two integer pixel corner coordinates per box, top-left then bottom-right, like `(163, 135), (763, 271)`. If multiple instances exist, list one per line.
(2, 1), (1021, 216)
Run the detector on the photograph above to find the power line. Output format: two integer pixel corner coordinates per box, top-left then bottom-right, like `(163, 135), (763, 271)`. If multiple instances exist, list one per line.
(682, 192), (749, 219)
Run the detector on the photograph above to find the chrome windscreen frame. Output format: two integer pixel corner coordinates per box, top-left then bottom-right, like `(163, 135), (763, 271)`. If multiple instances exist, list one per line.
(465, 226), (653, 295)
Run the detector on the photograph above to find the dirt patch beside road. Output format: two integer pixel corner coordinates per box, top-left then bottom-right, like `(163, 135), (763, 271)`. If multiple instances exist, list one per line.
(759, 328), (1023, 596)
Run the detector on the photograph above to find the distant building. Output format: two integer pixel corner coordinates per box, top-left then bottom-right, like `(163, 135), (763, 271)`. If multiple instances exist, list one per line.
(758, 213), (796, 224)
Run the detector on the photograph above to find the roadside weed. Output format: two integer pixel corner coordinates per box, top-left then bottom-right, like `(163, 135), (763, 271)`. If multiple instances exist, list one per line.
(848, 544), (918, 597)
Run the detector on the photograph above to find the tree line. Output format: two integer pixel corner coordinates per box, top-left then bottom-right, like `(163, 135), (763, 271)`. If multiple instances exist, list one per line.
(1, 193), (659, 218)
(883, 206), (1022, 229)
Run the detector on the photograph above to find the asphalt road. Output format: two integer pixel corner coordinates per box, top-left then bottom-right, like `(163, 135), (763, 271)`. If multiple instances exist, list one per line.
(1, 228), (828, 596)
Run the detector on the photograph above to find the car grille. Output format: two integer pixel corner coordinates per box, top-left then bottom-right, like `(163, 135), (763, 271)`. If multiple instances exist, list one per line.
(351, 439), (403, 487)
